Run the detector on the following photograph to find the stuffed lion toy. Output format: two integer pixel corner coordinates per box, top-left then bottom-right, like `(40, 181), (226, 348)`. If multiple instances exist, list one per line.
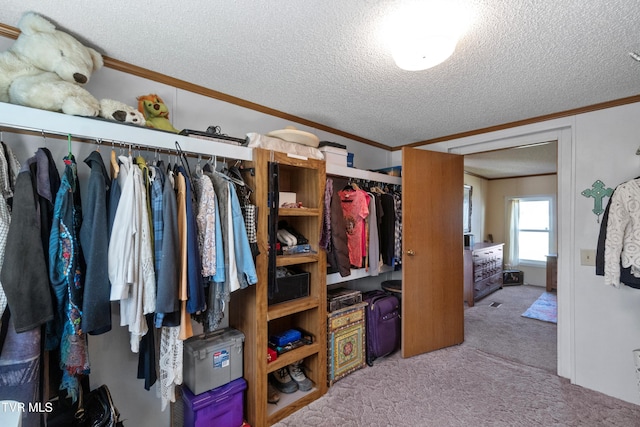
(137, 94), (180, 133)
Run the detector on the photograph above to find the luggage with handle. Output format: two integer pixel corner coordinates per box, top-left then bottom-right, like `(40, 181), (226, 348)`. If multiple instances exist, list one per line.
(363, 290), (400, 366)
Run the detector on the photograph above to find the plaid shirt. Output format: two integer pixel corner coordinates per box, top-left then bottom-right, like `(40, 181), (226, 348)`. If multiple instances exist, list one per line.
(150, 166), (164, 273)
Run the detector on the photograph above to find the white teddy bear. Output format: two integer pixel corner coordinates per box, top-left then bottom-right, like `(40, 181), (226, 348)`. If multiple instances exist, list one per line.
(0, 11), (144, 126)
(0, 12), (103, 117)
(99, 98), (146, 126)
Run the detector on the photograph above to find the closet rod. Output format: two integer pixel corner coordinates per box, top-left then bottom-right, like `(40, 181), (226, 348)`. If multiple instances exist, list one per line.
(0, 102), (254, 161)
(326, 171), (401, 186)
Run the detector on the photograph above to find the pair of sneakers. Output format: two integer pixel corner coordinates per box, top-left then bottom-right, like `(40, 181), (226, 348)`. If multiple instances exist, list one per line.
(270, 360), (313, 395)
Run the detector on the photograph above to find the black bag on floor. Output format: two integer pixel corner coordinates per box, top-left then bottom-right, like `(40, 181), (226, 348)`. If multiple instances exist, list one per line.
(363, 290), (400, 366)
(48, 384), (124, 427)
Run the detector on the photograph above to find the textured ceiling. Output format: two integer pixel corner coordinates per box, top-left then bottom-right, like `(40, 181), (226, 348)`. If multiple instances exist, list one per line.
(464, 141), (557, 180)
(1, 1), (640, 151)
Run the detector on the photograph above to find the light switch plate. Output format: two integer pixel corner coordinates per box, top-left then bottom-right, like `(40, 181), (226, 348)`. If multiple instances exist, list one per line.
(580, 249), (596, 266)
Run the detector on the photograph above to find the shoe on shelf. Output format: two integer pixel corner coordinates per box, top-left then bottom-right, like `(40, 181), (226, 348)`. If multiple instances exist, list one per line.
(270, 368), (298, 394)
(288, 360), (313, 392)
(267, 382), (280, 404)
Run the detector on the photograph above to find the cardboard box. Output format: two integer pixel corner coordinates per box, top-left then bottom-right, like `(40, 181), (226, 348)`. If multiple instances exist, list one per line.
(183, 328), (245, 395)
(279, 191), (297, 206)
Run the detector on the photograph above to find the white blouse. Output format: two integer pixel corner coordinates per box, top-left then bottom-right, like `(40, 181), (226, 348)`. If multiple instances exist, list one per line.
(604, 178), (640, 287)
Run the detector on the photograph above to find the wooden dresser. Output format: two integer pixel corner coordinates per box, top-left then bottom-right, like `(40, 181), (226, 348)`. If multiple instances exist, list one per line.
(465, 243), (504, 303)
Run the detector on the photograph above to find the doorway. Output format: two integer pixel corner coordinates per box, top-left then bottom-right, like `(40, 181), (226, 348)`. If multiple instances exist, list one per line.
(462, 141), (558, 373)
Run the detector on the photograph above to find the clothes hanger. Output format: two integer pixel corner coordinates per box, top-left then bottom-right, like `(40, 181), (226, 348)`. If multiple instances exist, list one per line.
(203, 155), (213, 173)
(195, 154), (203, 178)
(67, 134), (73, 157)
(110, 141), (119, 179)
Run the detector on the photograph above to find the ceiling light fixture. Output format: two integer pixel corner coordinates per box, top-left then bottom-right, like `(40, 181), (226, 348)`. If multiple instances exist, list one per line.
(382, 1), (473, 71)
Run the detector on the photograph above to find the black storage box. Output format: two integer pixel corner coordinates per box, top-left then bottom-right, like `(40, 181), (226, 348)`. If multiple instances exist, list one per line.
(327, 287), (362, 312)
(503, 269), (524, 286)
(269, 271), (310, 305)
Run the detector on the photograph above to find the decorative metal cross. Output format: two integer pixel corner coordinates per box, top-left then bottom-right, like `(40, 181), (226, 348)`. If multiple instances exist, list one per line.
(581, 180), (613, 223)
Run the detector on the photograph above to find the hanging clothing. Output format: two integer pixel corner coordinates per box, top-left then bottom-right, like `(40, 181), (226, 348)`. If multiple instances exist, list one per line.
(326, 177), (351, 277)
(108, 156), (156, 352)
(109, 156), (134, 301)
(208, 171), (236, 294)
(176, 172), (193, 341)
(229, 182), (258, 289)
(158, 325), (182, 411)
(339, 187), (369, 268)
(367, 192), (381, 276)
(393, 191), (403, 268)
(320, 178), (333, 251)
(0, 314), (42, 427)
(123, 162), (156, 352)
(176, 166), (205, 314)
(108, 158), (122, 238)
(193, 174), (218, 278)
(0, 144), (17, 318)
(595, 185), (640, 288)
(379, 193), (396, 267)
(48, 154), (89, 400)
(1, 148), (57, 332)
(80, 151), (111, 335)
(603, 178), (640, 287)
(155, 166), (180, 328)
(203, 193), (226, 332)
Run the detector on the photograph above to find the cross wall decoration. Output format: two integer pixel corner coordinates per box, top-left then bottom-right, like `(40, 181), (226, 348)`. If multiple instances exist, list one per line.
(581, 180), (613, 223)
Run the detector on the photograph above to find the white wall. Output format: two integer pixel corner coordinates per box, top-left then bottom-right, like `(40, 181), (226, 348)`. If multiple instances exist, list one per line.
(0, 34), (392, 426)
(423, 102), (640, 406)
(486, 175), (557, 287)
(572, 103), (640, 405)
(463, 173), (487, 246)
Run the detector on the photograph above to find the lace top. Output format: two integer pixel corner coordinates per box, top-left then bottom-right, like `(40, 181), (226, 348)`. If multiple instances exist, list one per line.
(604, 178), (640, 287)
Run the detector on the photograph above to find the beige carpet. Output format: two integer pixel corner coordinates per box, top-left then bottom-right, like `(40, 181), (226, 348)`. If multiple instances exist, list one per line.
(274, 285), (640, 426)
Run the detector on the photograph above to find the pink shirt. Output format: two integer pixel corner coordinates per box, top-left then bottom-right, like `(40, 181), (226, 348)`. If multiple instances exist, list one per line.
(339, 189), (369, 267)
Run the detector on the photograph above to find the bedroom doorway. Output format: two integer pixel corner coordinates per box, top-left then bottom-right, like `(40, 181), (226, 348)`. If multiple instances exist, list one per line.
(462, 141), (558, 373)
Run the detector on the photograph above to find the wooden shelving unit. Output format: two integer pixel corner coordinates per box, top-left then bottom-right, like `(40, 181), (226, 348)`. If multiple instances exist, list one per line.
(230, 148), (327, 427)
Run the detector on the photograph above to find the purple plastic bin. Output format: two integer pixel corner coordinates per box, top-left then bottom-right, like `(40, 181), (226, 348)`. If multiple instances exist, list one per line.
(182, 378), (247, 427)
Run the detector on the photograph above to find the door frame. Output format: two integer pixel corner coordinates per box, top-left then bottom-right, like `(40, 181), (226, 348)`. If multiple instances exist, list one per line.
(394, 117), (576, 381)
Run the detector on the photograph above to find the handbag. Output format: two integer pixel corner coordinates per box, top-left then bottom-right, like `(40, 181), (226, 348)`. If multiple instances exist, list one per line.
(82, 384), (123, 427)
(48, 384), (123, 427)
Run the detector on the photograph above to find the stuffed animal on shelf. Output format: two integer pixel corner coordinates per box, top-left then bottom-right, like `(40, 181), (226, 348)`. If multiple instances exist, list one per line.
(0, 12), (103, 117)
(99, 99), (146, 126)
(136, 94), (180, 133)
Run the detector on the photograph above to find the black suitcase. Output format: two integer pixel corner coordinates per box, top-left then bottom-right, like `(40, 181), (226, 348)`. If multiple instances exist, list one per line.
(363, 290), (400, 366)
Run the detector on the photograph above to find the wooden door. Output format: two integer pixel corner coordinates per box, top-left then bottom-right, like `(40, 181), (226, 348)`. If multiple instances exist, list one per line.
(401, 147), (464, 358)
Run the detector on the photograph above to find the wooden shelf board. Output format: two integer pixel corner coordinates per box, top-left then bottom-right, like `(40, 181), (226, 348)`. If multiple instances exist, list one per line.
(278, 207), (320, 217)
(267, 388), (323, 423)
(276, 253), (319, 267)
(268, 296), (320, 321)
(266, 343), (320, 373)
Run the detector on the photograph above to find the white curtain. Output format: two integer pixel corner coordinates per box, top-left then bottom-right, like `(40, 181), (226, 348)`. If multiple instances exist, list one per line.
(506, 198), (520, 268)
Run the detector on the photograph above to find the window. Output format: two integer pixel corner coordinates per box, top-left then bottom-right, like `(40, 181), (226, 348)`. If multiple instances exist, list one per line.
(507, 196), (554, 266)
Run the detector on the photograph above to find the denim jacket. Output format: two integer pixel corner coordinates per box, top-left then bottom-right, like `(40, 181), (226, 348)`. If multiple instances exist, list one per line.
(229, 182), (258, 288)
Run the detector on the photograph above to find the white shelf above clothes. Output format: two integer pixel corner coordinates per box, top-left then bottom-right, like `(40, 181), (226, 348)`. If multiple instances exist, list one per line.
(325, 163), (401, 186)
(0, 102), (254, 161)
(326, 265), (395, 285)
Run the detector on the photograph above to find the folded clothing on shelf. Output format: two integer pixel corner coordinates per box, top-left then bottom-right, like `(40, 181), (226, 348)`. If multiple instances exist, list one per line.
(278, 220), (308, 245)
(277, 229), (297, 246)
